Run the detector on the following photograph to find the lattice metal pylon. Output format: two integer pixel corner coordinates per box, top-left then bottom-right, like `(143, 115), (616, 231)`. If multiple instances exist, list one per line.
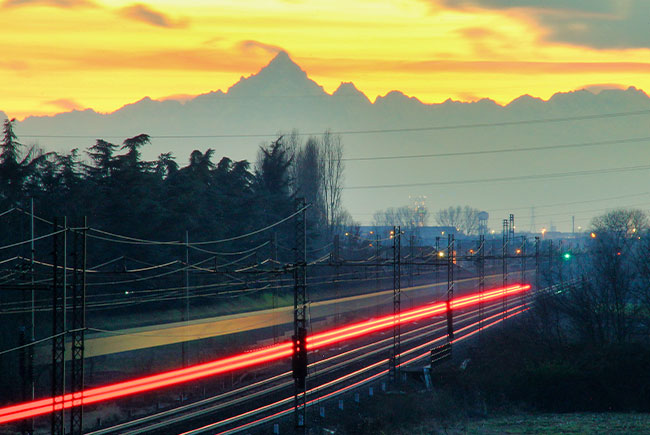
(502, 219), (509, 319)
(389, 226), (401, 384)
(446, 234), (455, 341)
(292, 199), (308, 433)
(51, 218), (66, 435)
(70, 219), (86, 435)
(478, 234), (485, 338)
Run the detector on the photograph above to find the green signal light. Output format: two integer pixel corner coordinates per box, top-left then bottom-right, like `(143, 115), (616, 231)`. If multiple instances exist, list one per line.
(563, 252), (572, 260)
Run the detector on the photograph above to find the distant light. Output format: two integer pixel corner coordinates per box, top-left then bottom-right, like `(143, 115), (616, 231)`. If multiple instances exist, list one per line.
(632, 228), (637, 233)
(617, 251), (621, 256)
(541, 228), (547, 236)
(469, 249), (474, 254)
(562, 252), (571, 260)
(125, 291), (130, 295)
(345, 232), (349, 236)
(515, 249), (521, 254)
(369, 231), (374, 234)
(438, 251), (445, 258)
(441, 231), (445, 235)
(590, 232), (596, 239)
(369, 243), (373, 247)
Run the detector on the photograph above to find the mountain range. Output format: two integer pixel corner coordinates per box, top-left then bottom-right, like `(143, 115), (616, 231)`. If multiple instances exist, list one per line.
(7, 51), (650, 231)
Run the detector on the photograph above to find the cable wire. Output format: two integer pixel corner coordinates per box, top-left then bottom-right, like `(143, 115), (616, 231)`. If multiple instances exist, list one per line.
(346, 163), (650, 190)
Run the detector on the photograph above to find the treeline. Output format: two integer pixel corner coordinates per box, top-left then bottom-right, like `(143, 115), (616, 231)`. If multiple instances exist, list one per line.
(465, 208), (650, 413)
(0, 119), (348, 263)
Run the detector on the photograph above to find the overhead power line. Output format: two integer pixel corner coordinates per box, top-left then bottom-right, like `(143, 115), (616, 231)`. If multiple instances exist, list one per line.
(16, 108), (650, 139)
(488, 191), (650, 213)
(345, 164), (650, 190)
(342, 136), (650, 162)
(88, 204), (310, 246)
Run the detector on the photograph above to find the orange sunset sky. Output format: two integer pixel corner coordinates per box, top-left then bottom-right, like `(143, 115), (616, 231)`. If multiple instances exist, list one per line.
(3, 0), (650, 119)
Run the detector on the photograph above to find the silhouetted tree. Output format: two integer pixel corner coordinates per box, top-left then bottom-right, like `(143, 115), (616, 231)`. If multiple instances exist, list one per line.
(436, 205), (480, 235)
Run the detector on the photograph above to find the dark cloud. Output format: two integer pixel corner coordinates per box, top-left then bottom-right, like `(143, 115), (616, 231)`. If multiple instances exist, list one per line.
(439, 0), (650, 49)
(3, 0), (95, 7)
(441, 0), (616, 14)
(119, 3), (186, 28)
(238, 40), (285, 55)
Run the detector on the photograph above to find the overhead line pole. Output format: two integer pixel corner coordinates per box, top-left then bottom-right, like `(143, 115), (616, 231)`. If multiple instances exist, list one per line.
(502, 219), (509, 320)
(70, 218), (86, 435)
(389, 226), (401, 385)
(292, 198), (308, 433)
(535, 236), (540, 290)
(183, 230), (189, 374)
(446, 233), (455, 342)
(51, 218), (65, 435)
(478, 234), (485, 339)
(520, 236), (526, 306)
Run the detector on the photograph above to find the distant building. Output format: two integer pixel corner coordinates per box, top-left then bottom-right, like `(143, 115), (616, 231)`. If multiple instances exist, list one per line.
(358, 225), (458, 246)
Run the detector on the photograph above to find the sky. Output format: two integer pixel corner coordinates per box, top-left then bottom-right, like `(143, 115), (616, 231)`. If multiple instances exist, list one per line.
(3, 0), (650, 119)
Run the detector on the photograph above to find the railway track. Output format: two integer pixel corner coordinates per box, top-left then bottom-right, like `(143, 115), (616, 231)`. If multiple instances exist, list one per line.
(90, 288), (538, 434)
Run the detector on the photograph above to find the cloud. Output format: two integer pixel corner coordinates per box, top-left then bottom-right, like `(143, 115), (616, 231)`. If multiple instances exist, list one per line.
(46, 98), (85, 111)
(238, 40), (285, 55)
(457, 27), (500, 40)
(64, 47), (267, 72)
(3, 0), (95, 7)
(304, 57), (650, 76)
(118, 3), (186, 28)
(438, 0), (650, 49)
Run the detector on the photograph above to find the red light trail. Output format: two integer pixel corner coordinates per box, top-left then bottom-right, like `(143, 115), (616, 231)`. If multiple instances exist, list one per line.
(206, 304), (531, 435)
(0, 283), (530, 425)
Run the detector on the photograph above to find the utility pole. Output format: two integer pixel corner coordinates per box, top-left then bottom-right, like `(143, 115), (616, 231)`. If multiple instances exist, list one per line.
(572, 216), (575, 236)
(389, 226), (401, 385)
(530, 206), (536, 233)
(292, 198), (308, 433)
